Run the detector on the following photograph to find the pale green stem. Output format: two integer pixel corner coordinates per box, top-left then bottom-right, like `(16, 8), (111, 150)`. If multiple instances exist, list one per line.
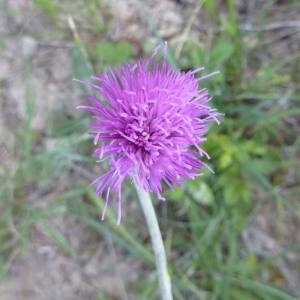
(134, 181), (173, 300)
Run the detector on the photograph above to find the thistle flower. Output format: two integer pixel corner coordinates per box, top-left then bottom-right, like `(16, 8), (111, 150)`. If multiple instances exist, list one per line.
(78, 44), (220, 223)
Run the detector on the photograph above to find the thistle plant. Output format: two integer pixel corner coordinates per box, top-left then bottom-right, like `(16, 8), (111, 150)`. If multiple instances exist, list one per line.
(78, 43), (220, 300)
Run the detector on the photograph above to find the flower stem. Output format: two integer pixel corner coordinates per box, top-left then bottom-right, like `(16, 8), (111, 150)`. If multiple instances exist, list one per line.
(134, 182), (173, 300)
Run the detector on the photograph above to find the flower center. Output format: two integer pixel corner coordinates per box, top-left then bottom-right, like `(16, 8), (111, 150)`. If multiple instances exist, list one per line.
(121, 117), (168, 165)
(125, 123), (151, 148)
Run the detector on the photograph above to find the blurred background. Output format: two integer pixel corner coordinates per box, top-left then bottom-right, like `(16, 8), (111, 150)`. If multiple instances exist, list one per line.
(0, 0), (299, 299)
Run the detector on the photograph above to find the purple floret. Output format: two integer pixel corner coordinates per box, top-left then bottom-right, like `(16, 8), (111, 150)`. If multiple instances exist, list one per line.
(78, 44), (220, 223)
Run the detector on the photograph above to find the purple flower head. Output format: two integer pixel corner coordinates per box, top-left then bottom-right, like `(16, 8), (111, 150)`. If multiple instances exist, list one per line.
(78, 43), (220, 223)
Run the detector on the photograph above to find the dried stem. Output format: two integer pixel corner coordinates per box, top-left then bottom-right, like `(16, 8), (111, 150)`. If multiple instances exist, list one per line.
(134, 181), (173, 300)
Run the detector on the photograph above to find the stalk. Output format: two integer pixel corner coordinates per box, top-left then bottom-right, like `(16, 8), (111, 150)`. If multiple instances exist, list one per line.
(134, 182), (173, 300)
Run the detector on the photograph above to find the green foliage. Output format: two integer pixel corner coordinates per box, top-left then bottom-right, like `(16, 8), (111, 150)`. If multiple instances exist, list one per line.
(205, 133), (267, 206)
(32, 0), (59, 19)
(72, 44), (92, 79)
(92, 41), (133, 68)
(202, 0), (218, 19)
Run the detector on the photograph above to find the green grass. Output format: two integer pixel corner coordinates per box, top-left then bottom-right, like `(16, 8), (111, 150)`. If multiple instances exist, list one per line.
(1, 0), (300, 299)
